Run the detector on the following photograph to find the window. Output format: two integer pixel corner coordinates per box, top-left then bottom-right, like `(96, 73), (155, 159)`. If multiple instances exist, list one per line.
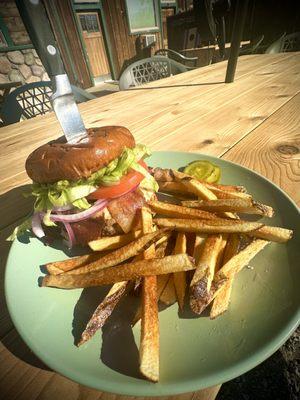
(125, 0), (160, 34)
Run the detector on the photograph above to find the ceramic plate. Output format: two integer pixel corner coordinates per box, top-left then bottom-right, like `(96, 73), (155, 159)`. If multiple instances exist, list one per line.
(5, 152), (300, 396)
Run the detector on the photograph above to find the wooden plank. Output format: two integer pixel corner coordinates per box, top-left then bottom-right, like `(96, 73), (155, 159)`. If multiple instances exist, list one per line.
(222, 93), (300, 205)
(150, 58), (300, 153)
(0, 53), (289, 142)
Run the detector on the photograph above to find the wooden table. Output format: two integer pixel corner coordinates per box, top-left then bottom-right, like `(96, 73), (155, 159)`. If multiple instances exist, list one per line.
(0, 53), (299, 400)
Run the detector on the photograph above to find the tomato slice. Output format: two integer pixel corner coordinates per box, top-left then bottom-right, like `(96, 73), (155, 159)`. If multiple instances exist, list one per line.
(88, 160), (148, 200)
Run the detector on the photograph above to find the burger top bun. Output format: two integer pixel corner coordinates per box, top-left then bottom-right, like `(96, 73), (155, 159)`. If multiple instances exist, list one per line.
(25, 126), (135, 183)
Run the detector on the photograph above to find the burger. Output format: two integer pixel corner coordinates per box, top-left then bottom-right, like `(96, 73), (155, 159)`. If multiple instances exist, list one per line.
(9, 126), (158, 247)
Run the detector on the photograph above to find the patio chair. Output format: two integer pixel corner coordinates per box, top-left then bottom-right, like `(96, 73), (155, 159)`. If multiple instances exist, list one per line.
(154, 48), (198, 69)
(265, 33), (287, 54)
(119, 56), (188, 90)
(0, 81), (96, 125)
(239, 34), (265, 55)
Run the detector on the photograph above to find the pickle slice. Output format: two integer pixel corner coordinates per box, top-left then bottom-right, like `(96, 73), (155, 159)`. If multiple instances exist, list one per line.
(184, 160), (221, 183)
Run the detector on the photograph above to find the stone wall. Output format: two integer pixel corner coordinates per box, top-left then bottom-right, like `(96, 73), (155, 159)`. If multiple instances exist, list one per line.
(0, 49), (49, 87)
(0, 0), (49, 93)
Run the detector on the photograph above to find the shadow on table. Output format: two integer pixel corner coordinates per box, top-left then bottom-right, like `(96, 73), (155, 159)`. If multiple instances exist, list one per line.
(129, 81), (224, 90)
(0, 185), (51, 371)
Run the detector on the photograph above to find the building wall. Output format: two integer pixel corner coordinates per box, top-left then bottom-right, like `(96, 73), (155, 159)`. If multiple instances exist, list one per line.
(0, 1), (48, 90)
(103, 0), (163, 77)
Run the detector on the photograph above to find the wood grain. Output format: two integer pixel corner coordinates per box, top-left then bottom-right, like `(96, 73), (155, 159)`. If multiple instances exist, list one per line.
(223, 93), (300, 205)
(0, 53), (299, 400)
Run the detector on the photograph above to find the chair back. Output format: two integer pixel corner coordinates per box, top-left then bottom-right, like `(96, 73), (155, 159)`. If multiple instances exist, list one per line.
(265, 33), (286, 54)
(155, 48), (198, 68)
(119, 56), (188, 90)
(1, 81), (96, 125)
(282, 32), (300, 52)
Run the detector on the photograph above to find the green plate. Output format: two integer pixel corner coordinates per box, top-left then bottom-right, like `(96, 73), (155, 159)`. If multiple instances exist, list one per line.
(5, 152), (300, 396)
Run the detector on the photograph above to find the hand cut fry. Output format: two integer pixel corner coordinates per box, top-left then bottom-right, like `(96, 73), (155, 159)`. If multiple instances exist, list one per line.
(152, 167), (246, 193)
(215, 239), (269, 281)
(191, 239), (269, 314)
(155, 217), (263, 234)
(190, 235), (223, 314)
(210, 234), (240, 319)
(172, 171), (237, 219)
(140, 207), (159, 382)
(193, 234), (206, 263)
(181, 198), (274, 218)
(140, 275), (159, 382)
(132, 274), (169, 326)
(173, 233), (187, 310)
(65, 229), (170, 275)
(46, 252), (107, 275)
(158, 181), (251, 201)
(159, 275), (177, 305)
(173, 170), (218, 201)
(88, 230), (142, 251)
(149, 200), (217, 220)
(249, 225), (293, 243)
(42, 254), (196, 289)
(78, 281), (128, 346)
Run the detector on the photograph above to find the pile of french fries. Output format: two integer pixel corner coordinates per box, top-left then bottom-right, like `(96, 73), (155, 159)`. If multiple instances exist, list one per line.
(42, 167), (293, 382)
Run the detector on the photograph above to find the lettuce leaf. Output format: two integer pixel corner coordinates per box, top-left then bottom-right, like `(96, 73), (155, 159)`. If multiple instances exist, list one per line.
(6, 217), (32, 241)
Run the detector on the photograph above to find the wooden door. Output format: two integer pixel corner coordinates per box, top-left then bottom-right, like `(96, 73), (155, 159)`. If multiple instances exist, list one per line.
(77, 12), (110, 79)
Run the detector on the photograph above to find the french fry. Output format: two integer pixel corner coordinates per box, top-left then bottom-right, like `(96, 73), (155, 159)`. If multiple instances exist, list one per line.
(159, 181), (251, 201)
(159, 275), (177, 305)
(172, 171), (238, 219)
(132, 274), (169, 326)
(215, 239), (270, 281)
(155, 240), (168, 258)
(158, 181), (196, 197)
(152, 167), (246, 193)
(42, 254), (196, 289)
(181, 199), (274, 218)
(173, 170), (219, 201)
(191, 239), (269, 314)
(149, 200), (217, 220)
(88, 230), (142, 251)
(249, 225), (293, 243)
(190, 235), (223, 314)
(140, 274), (159, 382)
(65, 229), (170, 275)
(173, 233), (187, 310)
(216, 234), (229, 269)
(193, 234), (206, 263)
(140, 207), (159, 382)
(155, 217), (263, 234)
(78, 281), (128, 346)
(46, 253), (106, 275)
(210, 234), (240, 319)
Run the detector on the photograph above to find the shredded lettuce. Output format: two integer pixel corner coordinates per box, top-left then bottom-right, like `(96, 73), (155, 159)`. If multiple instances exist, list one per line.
(28, 144), (152, 212)
(131, 161), (159, 192)
(6, 217), (32, 241)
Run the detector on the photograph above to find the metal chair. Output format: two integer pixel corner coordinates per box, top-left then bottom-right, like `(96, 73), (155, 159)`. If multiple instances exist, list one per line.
(154, 48), (198, 69)
(239, 34), (265, 55)
(119, 56), (188, 90)
(0, 81), (96, 125)
(265, 33), (287, 54)
(265, 32), (300, 54)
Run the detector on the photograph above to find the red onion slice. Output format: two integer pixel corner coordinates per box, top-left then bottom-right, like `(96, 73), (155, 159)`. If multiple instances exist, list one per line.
(32, 212), (45, 239)
(62, 222), (76, 249)
(46, 199), (108, 223)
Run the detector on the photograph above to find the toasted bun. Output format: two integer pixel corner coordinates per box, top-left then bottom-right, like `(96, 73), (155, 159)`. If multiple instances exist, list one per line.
(25, 126), (135, 183)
